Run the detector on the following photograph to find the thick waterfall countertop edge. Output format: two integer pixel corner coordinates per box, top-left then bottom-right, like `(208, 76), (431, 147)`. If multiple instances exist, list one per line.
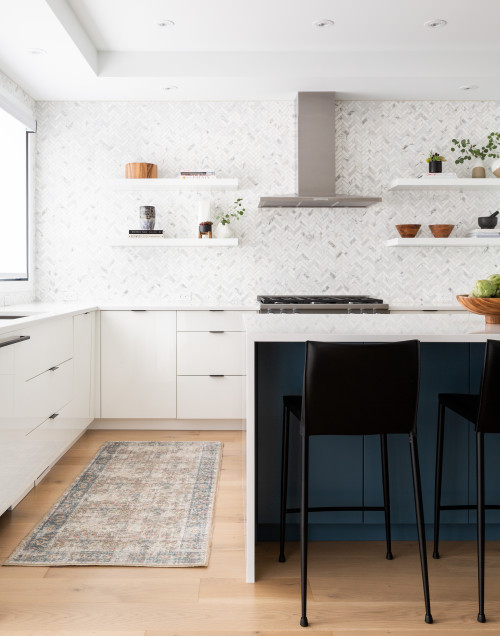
(243, 312), (500, 342)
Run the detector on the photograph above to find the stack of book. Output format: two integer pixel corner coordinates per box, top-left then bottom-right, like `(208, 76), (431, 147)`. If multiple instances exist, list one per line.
(180, 170), (216, 179)
(466, 229), (500, 239)
(129, 230), (164, 239)
(417, 173), (458, 179)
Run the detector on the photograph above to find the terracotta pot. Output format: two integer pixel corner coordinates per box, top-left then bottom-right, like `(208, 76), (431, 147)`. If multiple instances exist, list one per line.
(471, 159), (486, 179)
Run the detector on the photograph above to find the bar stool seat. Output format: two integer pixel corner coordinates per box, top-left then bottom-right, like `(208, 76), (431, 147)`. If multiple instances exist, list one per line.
(279, 340), (432, 627)
(438, 393), (480, 423)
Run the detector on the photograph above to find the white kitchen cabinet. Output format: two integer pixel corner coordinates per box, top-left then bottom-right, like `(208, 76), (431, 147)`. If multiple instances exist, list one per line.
(15, 358), (73, 422)
(177, 310), (246, 331)
(177, 332), (245, 375)
(177, 376), (245, 419)
(176, 310), (250, 420)
(0, 311), (96, 517)
(64, 312), (94, 421)
(15, 316), (73, 381)
(100, 310), (176, 418)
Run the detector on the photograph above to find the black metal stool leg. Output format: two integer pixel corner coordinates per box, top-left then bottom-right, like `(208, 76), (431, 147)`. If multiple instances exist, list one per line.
(409, 433), (433, 624)
(279, 403), (290, 562)
(380, 434), (393, 560)
(300, 433), (309, 628)
(477, 431), (486, 623)
(433, 402), (445, 559)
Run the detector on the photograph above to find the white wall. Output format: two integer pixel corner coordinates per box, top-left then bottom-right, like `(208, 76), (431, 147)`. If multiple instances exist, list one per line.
(29, 98), (500, 305)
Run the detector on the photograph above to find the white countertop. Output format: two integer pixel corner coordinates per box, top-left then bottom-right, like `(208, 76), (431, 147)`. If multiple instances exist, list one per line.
(0, 301), (260, 336)
(0, 303), (98, 336)
(243, 312), (498, 342)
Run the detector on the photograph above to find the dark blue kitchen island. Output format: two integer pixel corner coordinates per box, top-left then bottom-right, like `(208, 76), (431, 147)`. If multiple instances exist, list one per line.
(244, 313), (500, 582)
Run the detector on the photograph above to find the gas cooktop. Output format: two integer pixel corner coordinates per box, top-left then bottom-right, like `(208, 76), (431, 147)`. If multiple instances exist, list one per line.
(257, 295), (389, 314)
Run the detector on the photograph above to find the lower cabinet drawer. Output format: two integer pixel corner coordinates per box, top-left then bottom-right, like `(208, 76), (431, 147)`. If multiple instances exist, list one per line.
(177, 332), (245, 375)
(177, 376), (245, 419)
(15, 359), (73, 422)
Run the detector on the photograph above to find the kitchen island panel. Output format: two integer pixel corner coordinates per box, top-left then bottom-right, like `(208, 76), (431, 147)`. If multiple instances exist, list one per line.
(255, 341), (486, 540)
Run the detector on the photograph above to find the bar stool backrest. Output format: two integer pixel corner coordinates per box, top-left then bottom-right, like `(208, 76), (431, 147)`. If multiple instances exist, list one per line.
(301, 340), (420, 437)
(477, 339), (500, 434)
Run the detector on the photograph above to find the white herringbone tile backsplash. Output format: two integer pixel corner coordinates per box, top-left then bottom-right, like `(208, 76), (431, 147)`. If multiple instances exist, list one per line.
(30, 98), (500, 305)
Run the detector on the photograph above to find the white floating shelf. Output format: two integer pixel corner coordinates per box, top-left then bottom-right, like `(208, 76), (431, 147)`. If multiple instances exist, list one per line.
(110, 238), (238, 247)
(107, 178), (238, 191)
(387, 238), (500, 247)
(388, 178), (500, 192)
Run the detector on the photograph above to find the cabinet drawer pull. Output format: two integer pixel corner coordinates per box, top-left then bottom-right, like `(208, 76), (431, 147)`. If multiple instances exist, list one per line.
(209, 330), (225, 334)
(48, 366), (59, 371)
(0, 334), (30, 349)
(132, 309), (147, 312)
(209, 310), (224, 312)
(209, 374), (225, 378)
(49, 413), (59, 419)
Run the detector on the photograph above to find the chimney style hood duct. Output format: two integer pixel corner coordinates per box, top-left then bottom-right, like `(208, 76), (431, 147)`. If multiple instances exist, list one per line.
(258, 92), (381, 208)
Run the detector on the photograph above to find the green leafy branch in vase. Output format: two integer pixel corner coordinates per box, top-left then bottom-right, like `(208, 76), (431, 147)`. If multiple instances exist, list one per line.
(216, 197), (246, 225)
(451, 133), (500, 163)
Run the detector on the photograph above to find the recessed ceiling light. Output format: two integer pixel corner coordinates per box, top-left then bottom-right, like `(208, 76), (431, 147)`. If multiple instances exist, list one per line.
(163, 86), (178, 91)
(312, 19), (335, 28)
(27, 48), (47, 55)
(459, 84), (479, 91)
(156, 19), (175, 28)
(424, 19), (448, 28)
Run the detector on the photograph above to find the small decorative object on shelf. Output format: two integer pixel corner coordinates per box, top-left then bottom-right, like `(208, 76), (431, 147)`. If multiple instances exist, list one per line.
(478, 211), (499, 229)
(198, 221), (213, 238)
(140, 205), (155, 230)
(417, 172), (458, 179)
(450, 133), (500, 178)
(395, 224), (421, 238)
(215, 197), (245, 238)
(492, 158), (500, 178)
(181, 170), (216, 180)
(129, 230), (164, 239)
(428, 224), (454, 238)
(125, 163), (158, 178)
(426, 151), (446, 174)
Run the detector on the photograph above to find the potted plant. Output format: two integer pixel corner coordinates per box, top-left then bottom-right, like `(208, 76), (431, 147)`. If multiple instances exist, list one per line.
(198, 220), (213, 238)
(426, 151), (446, 173)
(451, 133), (500, 178)
(215, 197), (245, 238)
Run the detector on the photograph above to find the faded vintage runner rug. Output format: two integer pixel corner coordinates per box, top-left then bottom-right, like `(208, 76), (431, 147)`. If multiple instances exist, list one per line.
(5, 440), (222, 567)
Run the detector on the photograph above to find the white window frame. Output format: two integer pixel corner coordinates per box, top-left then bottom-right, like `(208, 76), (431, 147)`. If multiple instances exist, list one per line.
(0, 89), (35, 294)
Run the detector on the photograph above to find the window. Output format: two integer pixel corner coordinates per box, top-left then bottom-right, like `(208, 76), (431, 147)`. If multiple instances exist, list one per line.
(0, 107), (29, 281)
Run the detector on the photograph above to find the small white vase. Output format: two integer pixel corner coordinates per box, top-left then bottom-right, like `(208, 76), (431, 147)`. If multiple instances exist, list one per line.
(471, 158), (486, 178)
(217, 223), (233, 238)
(491, 158), (500, 178)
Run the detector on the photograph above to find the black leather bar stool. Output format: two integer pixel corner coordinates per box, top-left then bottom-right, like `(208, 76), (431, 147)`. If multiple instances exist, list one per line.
(433, 338), (500, 623)
(278, 340), (432, 627)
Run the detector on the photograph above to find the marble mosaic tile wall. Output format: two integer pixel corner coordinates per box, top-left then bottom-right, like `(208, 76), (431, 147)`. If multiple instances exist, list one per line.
(34, 98), (500, 305)
(0, 71), (35, 306)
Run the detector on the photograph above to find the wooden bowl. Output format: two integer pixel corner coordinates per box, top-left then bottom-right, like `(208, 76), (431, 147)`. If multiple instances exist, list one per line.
(429, 224), (454, 238)
(456, 294), (500, 324)
(125, 163), (157, 178)
(396, 224), (421, 238)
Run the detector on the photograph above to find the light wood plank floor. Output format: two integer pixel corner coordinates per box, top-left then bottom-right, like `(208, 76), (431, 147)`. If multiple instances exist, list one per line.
(1, 429), (500, 634)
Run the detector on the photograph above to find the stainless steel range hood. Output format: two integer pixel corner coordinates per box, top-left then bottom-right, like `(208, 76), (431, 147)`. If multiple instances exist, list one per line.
(258, 92), (381, 209)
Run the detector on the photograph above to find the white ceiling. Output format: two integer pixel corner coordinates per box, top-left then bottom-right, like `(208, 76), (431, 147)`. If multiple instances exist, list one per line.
(1, 0), (500, 101)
